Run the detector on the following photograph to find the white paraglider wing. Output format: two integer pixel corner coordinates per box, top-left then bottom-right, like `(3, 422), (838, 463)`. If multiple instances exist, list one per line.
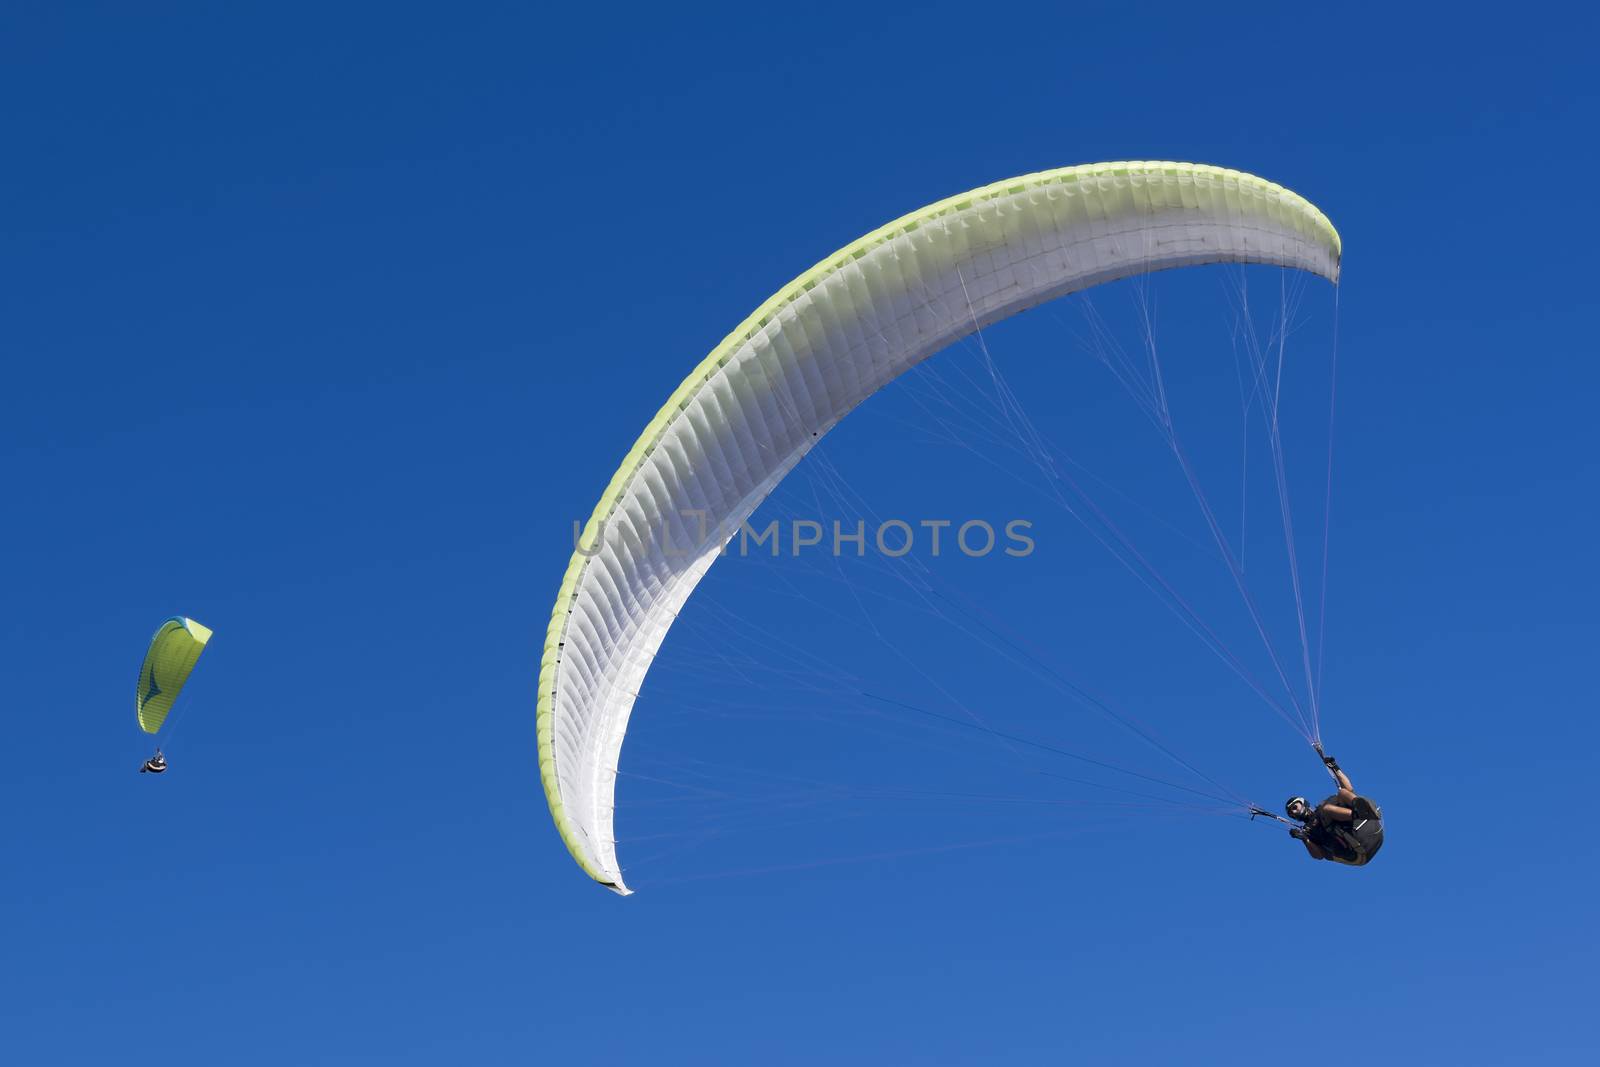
(538, 162), (1341, 892)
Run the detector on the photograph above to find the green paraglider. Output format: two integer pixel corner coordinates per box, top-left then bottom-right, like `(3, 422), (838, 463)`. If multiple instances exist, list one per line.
(135, 617), (211, 773)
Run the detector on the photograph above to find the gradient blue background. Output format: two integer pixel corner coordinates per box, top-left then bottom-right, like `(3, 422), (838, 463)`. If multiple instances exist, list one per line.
(5, 3), (1597, 1063)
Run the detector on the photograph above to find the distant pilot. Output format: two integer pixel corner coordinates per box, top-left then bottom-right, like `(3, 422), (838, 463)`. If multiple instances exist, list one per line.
(139, 750), (168, 775)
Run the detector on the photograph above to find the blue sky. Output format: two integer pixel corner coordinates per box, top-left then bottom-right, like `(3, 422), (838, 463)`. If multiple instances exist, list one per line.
(5, 3), (1598, 1063)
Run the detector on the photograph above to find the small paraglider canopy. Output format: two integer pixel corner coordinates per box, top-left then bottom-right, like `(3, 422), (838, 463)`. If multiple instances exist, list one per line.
(136, 617), (212, 735)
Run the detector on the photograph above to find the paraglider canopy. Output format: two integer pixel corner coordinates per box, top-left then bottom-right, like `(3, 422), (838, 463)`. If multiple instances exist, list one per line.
(136, 617), (212, 735)
(537, 161), (1342, 893)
